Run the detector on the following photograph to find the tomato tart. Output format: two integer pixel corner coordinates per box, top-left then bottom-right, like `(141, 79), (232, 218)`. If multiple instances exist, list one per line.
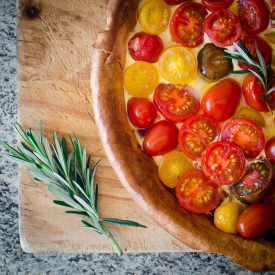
(92, 0), (275, 271)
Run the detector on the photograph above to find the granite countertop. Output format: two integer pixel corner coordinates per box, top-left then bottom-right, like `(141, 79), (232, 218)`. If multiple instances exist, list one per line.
(0, 0), (274, 274)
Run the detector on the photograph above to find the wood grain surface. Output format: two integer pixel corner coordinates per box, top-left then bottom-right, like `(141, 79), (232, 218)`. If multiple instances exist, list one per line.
(17, 0), (193, 253)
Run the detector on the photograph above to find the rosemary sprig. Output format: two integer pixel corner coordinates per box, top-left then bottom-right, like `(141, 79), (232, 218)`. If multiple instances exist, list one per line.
(0, 123), (146, 255)
(224, 39), (275, 113)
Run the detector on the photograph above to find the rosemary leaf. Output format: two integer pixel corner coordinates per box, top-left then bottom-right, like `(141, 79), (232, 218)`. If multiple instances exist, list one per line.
(65, 210), (89, 217)
(53, 200), (73, 208)
(100, 218), (147, 228)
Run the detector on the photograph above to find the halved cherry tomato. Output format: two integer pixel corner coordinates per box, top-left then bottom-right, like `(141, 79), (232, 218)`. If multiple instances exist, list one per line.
(138, 0), (171, 35)
(176, 169), (222, 214)
(158, 46), (197, 84)
(204, 9), (242, 47)
(231, 159), (273, 203)
(128, 32), (164, 63)
(221, 118), (265, 159)
(201, 78), (241, 122)
(265, 137), (275, 163)
(201, 141), (246, 185)
(153, 83), (200, 122)
(158, 150), (193, 188)
(237, 36), (272, 70)
(237, 203), (275, 239)
(242, 73), (275, 112)
(123, 61), (159, 98)
(127, 98), (157, 128)
(143, 120), (179, 156)
(201, 0), (234, 11)
(170, 2), (207, 48)
(164, 0), (187, 5)
(238, 0), (269, 35)
(178, 115), (219, 160)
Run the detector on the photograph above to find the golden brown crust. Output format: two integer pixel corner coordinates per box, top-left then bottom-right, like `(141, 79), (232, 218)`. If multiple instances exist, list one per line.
(91, 0), (275, 271)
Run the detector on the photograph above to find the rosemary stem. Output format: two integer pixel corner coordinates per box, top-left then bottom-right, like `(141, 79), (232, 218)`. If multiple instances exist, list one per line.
(100, 222), (123, 256)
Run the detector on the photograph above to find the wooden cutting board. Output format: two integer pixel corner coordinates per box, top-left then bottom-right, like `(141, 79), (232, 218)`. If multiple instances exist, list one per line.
(17, 0), (193, 253)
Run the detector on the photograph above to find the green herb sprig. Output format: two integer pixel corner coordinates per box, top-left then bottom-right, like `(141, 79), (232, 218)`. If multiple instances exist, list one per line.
(224, 39), (275, 112)
(0, 123), (146, 255)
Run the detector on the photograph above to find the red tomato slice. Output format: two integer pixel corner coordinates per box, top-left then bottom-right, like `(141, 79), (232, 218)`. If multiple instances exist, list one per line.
(201, 141), (246, 185)
(143, 120), (179, 156)
(237, 36), (272, 70)
(176, 169), (222, 214)
(153, 83), (200, 122)
(178, 115), (220, 160)
(221, 118), (265, 159)
(201, 78), (241, 122)
(238, 0), (269, 35)
(201, 0), (234, 11)
(204, 9), (242, 47)
(242, 73), (275, 112)
(170, 2), (207, 48)
(127, 98), (157, 128)
(128, 32), (164, 63)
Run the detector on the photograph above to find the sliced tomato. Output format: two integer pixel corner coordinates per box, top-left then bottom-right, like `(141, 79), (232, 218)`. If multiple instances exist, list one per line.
(266, 137), (275, 163)
(170, 2), (207, 48)
(178, 115), (219, 160)
(201, 141), (246, 185)
(238, 0), (269, 35)
(221, 118), (265, 159)
(176, 169), (222, 214)
(242, 73), (275, 112)
(143, 120), (179, 156)
(202, 0), (234, 11)
(237, 36), (272, 70)
(231, 159), (273, 203)
(204, 9), (242, 47)
(128, 32), (164, 63)
(153, 83), (200, 122)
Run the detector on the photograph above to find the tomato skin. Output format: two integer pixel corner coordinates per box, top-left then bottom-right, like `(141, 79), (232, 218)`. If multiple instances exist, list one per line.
(237, 203), (275, 239)
(128, 32), (164, 63)
(202, 0), (233, 11)
(153, 83), (200, 122)
(265, 137), (275, 163)
(201, 141), (246, 185)
(242, 73), (275, 112)
(127, 98), (157, 128)
(143, 120), (179, 156)
(178, 115), (219, 160)
(214, 202), (244, 234)
(238, 0), (269, 35)
(170, 2), (207, 48)
(164, 0), (187, 5)
(204, 10), (242, 47)
(221, 117), (265, 159)
(176, 169), (222, 214)
(237, 36), (272, 70)
(201, 78), (241, 122)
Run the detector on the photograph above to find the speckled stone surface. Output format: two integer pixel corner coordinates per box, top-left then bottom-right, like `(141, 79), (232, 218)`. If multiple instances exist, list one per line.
(0, 0), (274, 274)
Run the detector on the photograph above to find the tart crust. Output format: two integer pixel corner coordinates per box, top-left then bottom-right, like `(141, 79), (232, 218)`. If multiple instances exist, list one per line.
(91, 0), (275, 271)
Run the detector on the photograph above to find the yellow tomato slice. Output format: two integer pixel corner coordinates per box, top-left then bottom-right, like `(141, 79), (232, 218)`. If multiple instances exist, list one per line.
(159, 46), (197, 84)
(158, 150), (193, 188)
(138, 0), (171, 35)
(123, 61), (159, 97)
